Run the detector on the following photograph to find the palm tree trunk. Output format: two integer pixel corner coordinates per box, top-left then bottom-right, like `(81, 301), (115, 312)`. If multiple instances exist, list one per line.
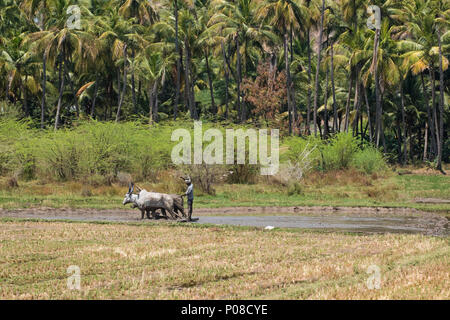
(189, 56), (197, 120)
(352, 73), (361, 135)
(421, 72), (436, 159)
(189, 71), (196, 120)
(344, 74), (353, 132)
(91, 73), (98, 118)
(236, 35), (243, 121)
(284, 32), (292, 135)
(131, 47), (137, 114)
(323, 60), (329, 138)
(138, 79), (141, 107)
(174, 0), (180, 120)
(221, 40), (229, 119)
(66, 60), (78, 119)
(204, 49), (216, 115)
(423, 121), (428, 161)
(436, 28), (445, 173)
(313, 0), (325, 136)
(149, 82), (156, 125)
(153, 81), (159, 123)
(184, 37), (191, 118)
(363, 85), (372, 143)
(22, 74), (29, 116)
(400, 80), (407, 165)
(41, 52), (46, 129)
(185, 37), (197, 120)
(306, 29), (312, 135)
(291, 28), (298, 134)
(330, 39), (337, 133)
(360, 108), (363, 143)
(373, 28), (382, 147)
(117, 67), (121, 110)
(116, 44), (128, 122)
(54, 47), (65, 130)
(381, 93), (386, 151)
(395, 116), (402, 161)
(290, 25), (294, 63)
(107, 75), (112, 120)
(430, 67), (439, 155)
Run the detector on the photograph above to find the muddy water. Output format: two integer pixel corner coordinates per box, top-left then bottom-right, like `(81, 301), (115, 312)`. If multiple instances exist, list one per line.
(0, 208), (447, 236)
(195, 215), (447, 235)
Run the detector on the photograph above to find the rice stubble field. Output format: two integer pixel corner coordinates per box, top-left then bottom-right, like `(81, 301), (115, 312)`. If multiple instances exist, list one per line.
(0, 219), (448, 299)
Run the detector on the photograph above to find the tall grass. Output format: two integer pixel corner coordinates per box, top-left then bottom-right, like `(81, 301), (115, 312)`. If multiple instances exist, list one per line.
(0, 120), (176, 182)
(0, 119), (388, 184)
(282, 132), (388, 175)
(352, 147), (388, 174)
(321, 132), (359, 170)
(0, 118), (36, 177)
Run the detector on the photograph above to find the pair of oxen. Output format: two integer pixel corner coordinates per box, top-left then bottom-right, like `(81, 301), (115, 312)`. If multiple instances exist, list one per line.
(123, 183), (186, 220)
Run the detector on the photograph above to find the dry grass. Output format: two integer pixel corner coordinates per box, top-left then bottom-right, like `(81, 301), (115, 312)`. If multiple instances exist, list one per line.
(0, 220), (448, 299)
(1, 171), (449, 213)
(302, 169), (381, 187)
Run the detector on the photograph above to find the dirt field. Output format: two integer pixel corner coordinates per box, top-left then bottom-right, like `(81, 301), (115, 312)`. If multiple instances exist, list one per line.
(1, 206), (448, 299)
(0, 219), (448, 299)
(0, 206), (448, 236)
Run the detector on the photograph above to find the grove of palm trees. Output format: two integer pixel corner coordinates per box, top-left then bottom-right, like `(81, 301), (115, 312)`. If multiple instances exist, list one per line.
(1, 0), (448, 168)
(1, 0), (450, 301)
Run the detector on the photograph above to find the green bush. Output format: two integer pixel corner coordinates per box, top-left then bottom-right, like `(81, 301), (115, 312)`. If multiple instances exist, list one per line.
(352, 147), (387, 174)
(0, 120), (177, 182)
(321, 132), (359, 170)
(282, 136), (322, 162)
(0, 118), (390, 183)
(226, 163), (260, 184)
(287, 181), (303, 195)
(281, 132), (388, 174)
(0, 118), (35, 176)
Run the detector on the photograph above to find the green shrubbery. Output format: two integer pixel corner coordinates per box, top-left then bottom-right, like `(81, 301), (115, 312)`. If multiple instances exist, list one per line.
(352, 147), (387, 174)
(0, 118), (35, 177)
(282, 132), (388, 175)
(321, 132), (359, 170)
(0, 120), (176, 182)
(0, 118), (388, 185)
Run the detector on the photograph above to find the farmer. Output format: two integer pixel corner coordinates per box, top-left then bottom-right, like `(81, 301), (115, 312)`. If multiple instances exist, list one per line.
(181, 177), (194, 221)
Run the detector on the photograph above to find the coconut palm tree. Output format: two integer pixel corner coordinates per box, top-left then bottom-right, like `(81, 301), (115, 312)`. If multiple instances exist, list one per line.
(118, 0), (160, 114)
(434, 1), (449, 172)
(210, 0), (275, 122)
(257, 0), (308, 134)
(394, 0), (449, 160)
(136, 47), (173, 124)
(25, 0), (94, 129)
(20, 0), (54, 127)
(96, 9), (139, 122)
(0, 37), (42, 118)
(177, 7), (201, 120)
(312, 0), (326, 136)
(324, 3), (347, 133)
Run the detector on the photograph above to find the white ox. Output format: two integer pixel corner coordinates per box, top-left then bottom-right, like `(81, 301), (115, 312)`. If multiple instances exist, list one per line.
(123, 183), (184, 220)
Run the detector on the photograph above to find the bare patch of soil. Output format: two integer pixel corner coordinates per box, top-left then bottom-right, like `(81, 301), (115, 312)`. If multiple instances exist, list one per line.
(0, 206), (447, 236)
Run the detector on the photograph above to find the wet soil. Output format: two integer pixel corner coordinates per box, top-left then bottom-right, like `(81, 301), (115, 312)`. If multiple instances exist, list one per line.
(0, 206), (447, 236)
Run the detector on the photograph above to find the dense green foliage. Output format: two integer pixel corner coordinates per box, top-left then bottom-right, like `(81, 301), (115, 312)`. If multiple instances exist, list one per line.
(0, 118), (175, 181)
(283, 132), (387, 174)
(0, 0), (448, 172)
(0, 118), (386, 182)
